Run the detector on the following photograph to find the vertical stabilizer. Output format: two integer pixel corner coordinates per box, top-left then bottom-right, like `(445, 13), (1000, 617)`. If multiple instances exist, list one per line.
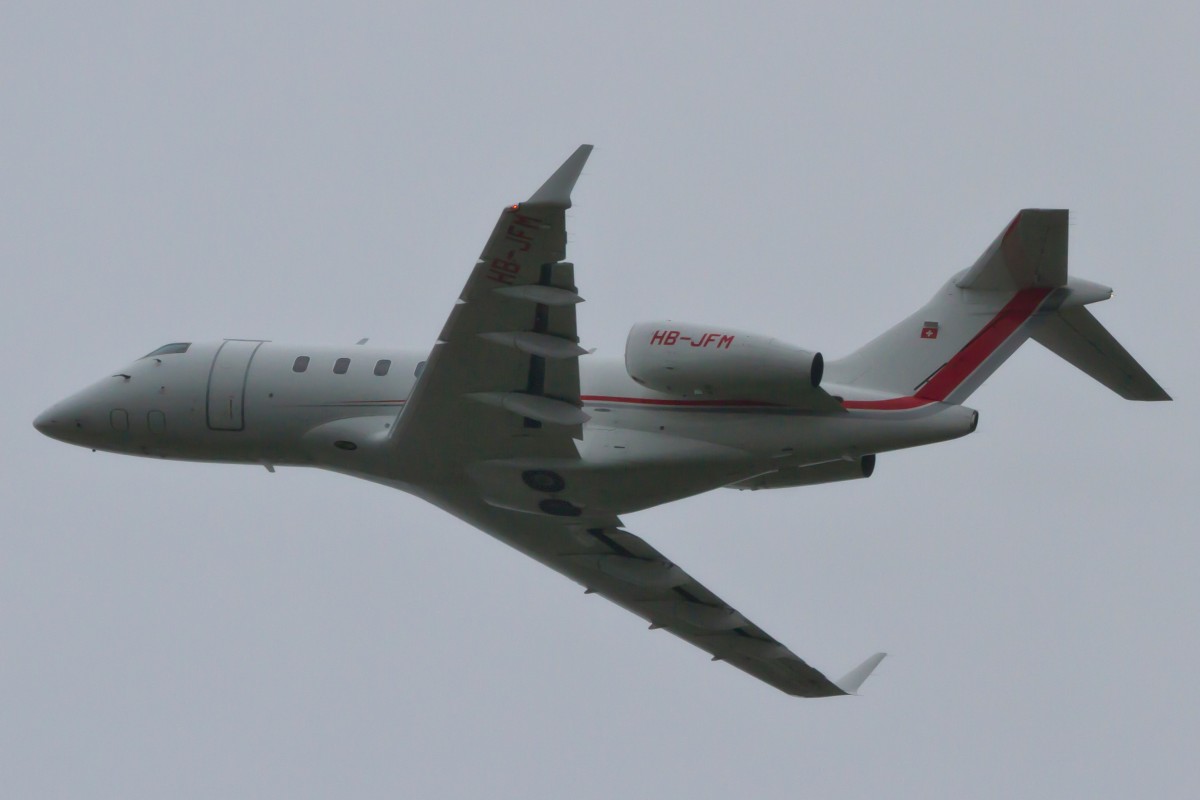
(825, 210), (1169, 405)
(956, 209), (1068, 290)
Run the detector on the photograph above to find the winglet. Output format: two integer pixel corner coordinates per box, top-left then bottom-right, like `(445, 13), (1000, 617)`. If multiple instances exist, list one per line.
(834, 652), (887, 695)
(526, 144), (594, 207)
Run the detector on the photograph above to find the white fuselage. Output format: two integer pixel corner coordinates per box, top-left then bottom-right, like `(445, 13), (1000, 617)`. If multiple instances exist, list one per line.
(35, 340), (976, 515)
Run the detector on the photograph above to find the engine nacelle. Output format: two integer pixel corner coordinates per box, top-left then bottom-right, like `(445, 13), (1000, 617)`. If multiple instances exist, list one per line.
(625, 321), (824, 405)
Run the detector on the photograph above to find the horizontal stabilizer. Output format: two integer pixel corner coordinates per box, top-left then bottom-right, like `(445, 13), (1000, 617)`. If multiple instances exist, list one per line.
(1032, 306), (1171, 400)
(835, 652), (887, 695)
(957, 209), (1068, 290)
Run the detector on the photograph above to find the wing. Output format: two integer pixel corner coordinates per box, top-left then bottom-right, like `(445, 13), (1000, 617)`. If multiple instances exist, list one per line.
(390, 146), (594, 469)
(391, 147), (883, 696)
(439, 492), (886, 697)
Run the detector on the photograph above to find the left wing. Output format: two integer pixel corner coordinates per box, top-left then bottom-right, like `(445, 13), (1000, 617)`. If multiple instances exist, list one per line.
(439, 492), (886, 697)
(391, 146), (594, 474)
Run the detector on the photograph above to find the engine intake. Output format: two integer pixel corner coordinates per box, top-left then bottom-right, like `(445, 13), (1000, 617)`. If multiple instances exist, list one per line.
(625, 321), (823, 405)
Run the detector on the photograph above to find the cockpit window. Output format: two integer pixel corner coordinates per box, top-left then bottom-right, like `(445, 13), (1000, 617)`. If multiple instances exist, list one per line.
(142, 343), (191, 358)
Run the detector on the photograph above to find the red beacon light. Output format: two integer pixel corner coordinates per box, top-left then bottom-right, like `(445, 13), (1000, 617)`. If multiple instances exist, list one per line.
(510, 203), (521, 211)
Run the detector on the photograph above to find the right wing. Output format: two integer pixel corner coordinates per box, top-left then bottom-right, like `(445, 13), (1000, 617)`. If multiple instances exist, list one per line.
(441, 493), (886, 697)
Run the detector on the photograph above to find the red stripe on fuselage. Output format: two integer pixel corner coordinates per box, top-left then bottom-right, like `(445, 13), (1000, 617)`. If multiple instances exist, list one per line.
(365, 291), (1050, 417)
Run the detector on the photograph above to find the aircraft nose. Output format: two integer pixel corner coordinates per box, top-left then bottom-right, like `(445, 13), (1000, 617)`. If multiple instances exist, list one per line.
(33, 407), (57, 435)
(33, 401), (89, 443)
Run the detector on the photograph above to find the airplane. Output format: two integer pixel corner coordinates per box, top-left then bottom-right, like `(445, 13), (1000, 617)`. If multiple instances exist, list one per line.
(33, 145), (1170, 697)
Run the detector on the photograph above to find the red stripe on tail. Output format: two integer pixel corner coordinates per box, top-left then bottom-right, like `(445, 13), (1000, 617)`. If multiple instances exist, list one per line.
(915, 287), (1051, 401)
(842, 287), (1052, 411)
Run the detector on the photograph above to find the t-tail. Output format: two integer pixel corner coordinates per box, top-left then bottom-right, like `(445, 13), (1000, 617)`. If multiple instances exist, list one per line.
(824, 209), (1171, 406)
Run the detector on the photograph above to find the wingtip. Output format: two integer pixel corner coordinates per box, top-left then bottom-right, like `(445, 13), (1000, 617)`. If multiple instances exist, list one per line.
(835, 652), (887, 695)
(526, 144), (594, 207)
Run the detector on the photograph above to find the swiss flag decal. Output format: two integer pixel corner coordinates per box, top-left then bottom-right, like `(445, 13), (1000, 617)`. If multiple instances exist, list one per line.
(921, 321), (939, 339)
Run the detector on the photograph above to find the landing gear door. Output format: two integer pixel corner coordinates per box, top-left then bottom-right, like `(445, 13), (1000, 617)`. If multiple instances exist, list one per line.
(207, 339), (265, 431)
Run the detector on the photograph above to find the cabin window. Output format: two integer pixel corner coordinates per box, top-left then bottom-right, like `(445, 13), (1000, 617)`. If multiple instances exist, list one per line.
(142, 343), (191, 358)
(414, 360), (426, 378)
(334, 357), (351, 374)
(374, 359), (391, 376)
(293, 356), (310, 373)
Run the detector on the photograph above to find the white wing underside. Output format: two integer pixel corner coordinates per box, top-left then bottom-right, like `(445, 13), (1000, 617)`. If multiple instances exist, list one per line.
(389, 146), (884, 697)
(432, 489), (882, 696)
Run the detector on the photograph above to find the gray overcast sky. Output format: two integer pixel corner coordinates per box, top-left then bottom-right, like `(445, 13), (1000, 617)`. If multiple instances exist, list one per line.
(3, 2), (1197, 797)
